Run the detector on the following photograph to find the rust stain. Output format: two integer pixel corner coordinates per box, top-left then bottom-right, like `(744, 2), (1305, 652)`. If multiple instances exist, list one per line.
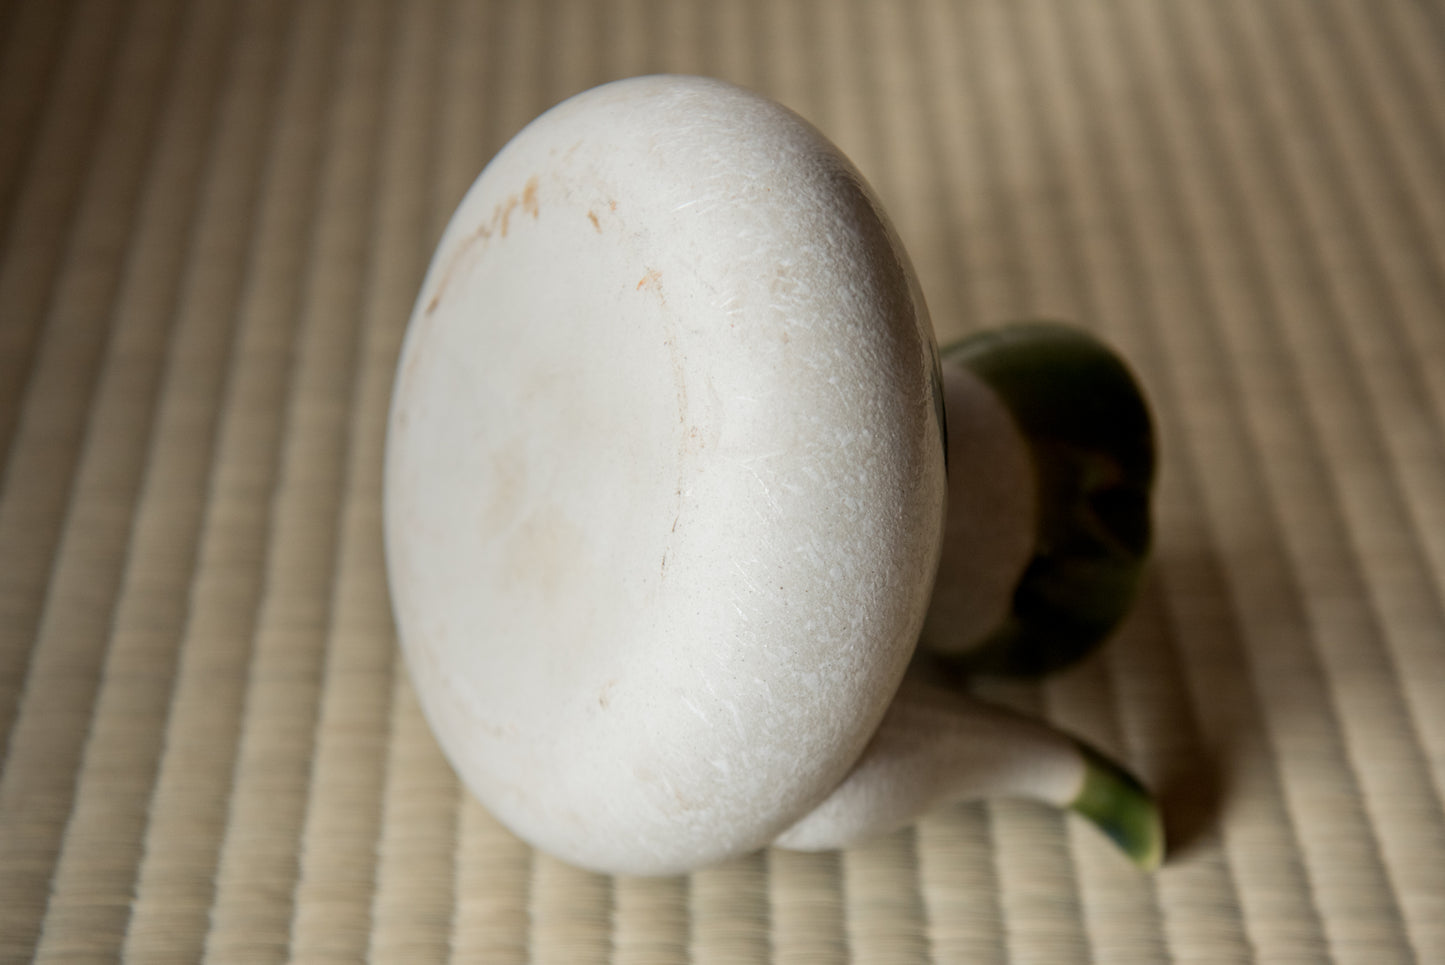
(499, 195), (518, 237)
(608, 199), (617, 211)
(637, 268), (662, 291)
(587, 210), (600, 232)
(426, 220), (492, 315)
(425, 177), (543, 316)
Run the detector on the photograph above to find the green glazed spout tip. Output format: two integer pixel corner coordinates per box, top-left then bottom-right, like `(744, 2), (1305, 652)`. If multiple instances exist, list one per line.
(1069, 740), (1165, 871)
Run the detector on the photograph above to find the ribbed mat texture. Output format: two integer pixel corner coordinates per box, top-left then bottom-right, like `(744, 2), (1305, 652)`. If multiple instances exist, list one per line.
(3, 0), (1445, 961)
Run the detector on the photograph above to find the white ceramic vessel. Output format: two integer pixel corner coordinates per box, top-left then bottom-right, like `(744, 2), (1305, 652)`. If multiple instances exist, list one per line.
(385, 75), (1159, 876)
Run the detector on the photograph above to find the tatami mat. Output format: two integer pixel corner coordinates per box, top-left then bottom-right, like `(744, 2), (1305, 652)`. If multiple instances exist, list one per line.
(3, 0), (1444, 961)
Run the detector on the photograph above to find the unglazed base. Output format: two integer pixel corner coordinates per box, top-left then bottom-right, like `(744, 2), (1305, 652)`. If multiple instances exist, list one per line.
(384, 76), (947, 875)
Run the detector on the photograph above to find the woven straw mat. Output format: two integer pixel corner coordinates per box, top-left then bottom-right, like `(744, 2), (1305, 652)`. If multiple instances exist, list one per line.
(3, 0), (1445, 962)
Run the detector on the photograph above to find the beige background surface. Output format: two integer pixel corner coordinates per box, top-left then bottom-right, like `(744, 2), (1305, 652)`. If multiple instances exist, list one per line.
(3, 0), (1445, 962)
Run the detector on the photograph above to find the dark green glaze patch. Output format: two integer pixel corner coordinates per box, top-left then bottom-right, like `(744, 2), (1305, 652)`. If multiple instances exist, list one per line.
(936, 321), (1156, 676)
